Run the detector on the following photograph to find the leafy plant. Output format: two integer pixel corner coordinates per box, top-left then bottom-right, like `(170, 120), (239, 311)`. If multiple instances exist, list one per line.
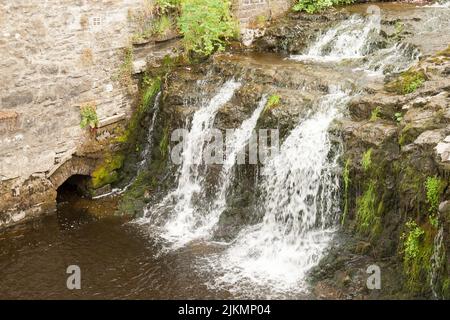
(155, 0), (181, 15)
(425, 176), (443, 214)
(370, 106), (381, 121)
(80, 104), (99, 130)
(401, 220), (434, 293)
(429, 213), (439, 229)
(264, 94), (281, 113)
(178, 0), (238, 56)
(394, 112), (403, 123)
(361, 148), (373, 172)
(403, 220), (424, 262)
(356, 180), (380, 235)
(293, 0), (354, 14)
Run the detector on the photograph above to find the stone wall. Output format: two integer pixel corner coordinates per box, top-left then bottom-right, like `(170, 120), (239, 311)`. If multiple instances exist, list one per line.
(234, 0), (292, 27)
(0, 0), (292, 228)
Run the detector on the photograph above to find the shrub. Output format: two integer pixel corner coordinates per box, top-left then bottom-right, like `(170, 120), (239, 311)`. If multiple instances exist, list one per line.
(178, 0), (238, 56)
(293, 0), (355, 14)
(80, 104), (99, 130)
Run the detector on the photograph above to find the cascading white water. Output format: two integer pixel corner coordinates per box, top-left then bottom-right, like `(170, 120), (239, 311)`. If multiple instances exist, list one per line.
(140, 81), (269, 250)
(205, 95), (268, 228)
(291, 16), (379, 62)
(138, 92), (162, 172)
(290, 14), (421, 75)
(201, 90), (349, 296)
(139, 80), (241, 247)
(364, 42), (421, 75)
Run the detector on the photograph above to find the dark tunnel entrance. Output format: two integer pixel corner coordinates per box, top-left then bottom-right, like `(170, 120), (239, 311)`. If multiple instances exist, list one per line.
(56, 174), (92, 203)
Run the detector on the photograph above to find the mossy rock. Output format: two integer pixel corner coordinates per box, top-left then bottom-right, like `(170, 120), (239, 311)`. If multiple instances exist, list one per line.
(91, 154), (125, 190)
(385, 69), (426, 95)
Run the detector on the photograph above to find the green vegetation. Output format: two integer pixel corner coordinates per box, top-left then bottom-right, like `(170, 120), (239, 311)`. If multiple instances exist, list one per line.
(425, 176), (443, 214)
(264, 94), (281, 114)
(155, 0), (181, 14)
(394, 112), (403, 123)
(293, 0), (355, 14)
(401, 220), (434, 293)
(91, 154), (125, 189)
(356, 180), (381, 236)
(341, 158), (351, 226)
(178, 0), (238, 56)
(443, 278), (450, 299)
(385, 69), (426, 95)
(117, 76), (162, 144)
(361, 148), (372, 172)
(80, 104), (99, 130)
(117, 170), (156, 216)
(131, 0), (238, 57)
(370, 106), (381, 121)
(159, 124), (170, 159)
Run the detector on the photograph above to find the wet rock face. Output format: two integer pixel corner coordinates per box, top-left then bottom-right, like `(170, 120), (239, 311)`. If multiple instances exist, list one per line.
(252, 11), (349, 54)
(334, 46), (450, 299)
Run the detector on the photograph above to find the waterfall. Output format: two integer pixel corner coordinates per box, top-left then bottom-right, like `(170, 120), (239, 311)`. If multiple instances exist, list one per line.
(290, 16), (379, 62)
(364, 42), (421, 75)
(205, 95), (268, 232)
(139, 80), (241, 247)
(202, 90), (350, 296)
(135, 6), (424, 297)
(138, 92), (162, 172)
(139, 80), (269, 250)
(430, 226), (446, 299)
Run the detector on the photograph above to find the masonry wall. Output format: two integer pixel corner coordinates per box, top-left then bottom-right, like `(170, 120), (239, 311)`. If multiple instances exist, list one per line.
(234, 0), (292, 27)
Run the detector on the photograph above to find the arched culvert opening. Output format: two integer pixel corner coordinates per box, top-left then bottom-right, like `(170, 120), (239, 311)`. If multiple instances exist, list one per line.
(56, 174), (92, 203)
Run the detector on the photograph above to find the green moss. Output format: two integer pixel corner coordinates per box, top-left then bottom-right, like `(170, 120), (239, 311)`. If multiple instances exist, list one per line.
(91, 154), (125, 189)
(385, 69), (426, 95)
(443, 278), (450, 299)
(361, 148), (373, 172)
(356, 180), (381, 236)
(117, 171), (149, 215)
(116, 76), (162, 145)
(401, 220), (434, 294)
(159, 124), (170, 159)
(341, 158), (351, 226)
